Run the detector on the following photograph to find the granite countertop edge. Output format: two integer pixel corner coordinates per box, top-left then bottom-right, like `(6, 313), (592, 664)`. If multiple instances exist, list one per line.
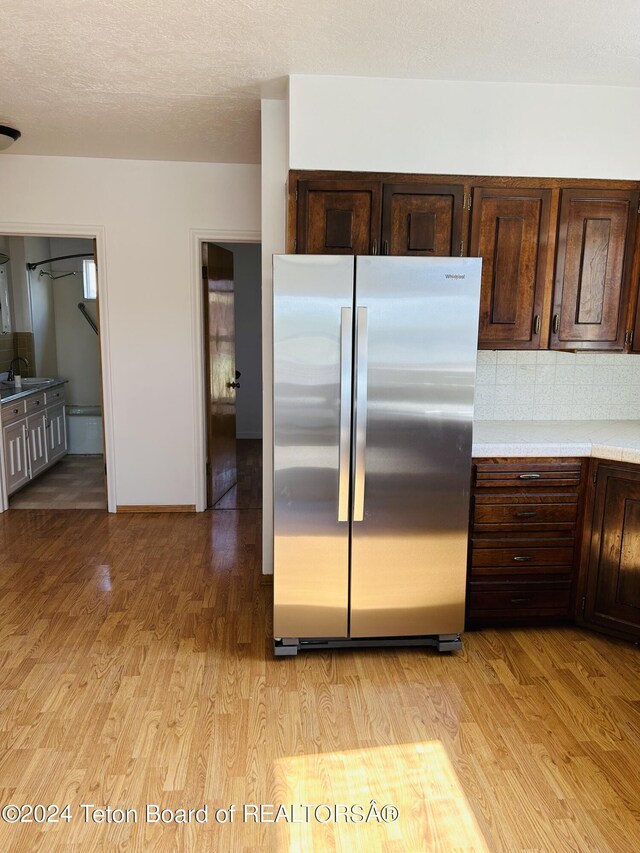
(0, 379), (67, 404)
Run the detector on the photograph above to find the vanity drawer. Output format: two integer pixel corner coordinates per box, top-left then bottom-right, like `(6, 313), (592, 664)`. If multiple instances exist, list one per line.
(45, 387), (65, 406)
(25, 394), (45, 414)
(1, 399), (26, 423)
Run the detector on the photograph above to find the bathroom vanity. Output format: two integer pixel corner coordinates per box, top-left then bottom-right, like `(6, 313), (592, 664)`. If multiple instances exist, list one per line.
(1, 380), (67, 495)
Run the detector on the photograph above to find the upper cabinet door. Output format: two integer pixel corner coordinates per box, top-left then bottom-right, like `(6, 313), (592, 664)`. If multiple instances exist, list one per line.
(471, 187), (551, 349)
(551, 189), (639, 350)
(381, 184), (463, 256)
(296, 179), (382, 255)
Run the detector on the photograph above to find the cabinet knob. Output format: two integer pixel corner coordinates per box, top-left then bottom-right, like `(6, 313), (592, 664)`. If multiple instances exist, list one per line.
(553, 314), (560, 334)
(515, 511), (537, 518)
(519, 473), (541, 480)
(533, 315), (541, 335)
(513, 555), (534, 562)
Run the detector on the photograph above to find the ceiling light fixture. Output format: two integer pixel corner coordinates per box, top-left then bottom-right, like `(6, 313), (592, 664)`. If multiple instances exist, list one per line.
(0, 126), (21, 151)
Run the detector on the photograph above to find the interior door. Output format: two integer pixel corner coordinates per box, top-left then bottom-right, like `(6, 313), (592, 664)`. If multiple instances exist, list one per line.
(203, 243), (237, 506)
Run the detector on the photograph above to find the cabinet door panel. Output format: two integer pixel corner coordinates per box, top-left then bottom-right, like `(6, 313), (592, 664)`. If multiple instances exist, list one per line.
(46, 404), (67, 463)
(551, 189), (638, 350)
(27, 413), (48, 477)
(471, 188), (550, 349)
(585, 464), (640, 640)
(3, 421), (29, 495)
(382, 184), (463, 256)
(297, 180), (381, 255)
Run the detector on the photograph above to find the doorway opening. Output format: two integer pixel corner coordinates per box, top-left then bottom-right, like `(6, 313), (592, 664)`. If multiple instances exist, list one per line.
(0, 234), (107, 510)
(202, 242), (262, 512)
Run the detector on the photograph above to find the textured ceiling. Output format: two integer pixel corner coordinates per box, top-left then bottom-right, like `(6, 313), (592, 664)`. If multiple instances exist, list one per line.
(1, 0), (639, 163)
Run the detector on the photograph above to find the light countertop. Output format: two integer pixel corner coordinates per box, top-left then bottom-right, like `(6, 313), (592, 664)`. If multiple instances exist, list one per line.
(473, 420), (640, 464)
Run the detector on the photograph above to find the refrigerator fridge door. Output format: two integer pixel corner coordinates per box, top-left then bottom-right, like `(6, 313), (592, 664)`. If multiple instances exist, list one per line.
(273, 255), (354, 639)
(350, 256), (481, 638)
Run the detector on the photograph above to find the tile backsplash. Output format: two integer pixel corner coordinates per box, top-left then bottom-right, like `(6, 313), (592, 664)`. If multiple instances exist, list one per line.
(475, 351), (640, 420)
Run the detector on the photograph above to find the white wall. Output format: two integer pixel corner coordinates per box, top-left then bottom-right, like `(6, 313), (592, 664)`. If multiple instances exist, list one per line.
(217, 242), (262, 439)
(25, 236), (59, 377)
(261, 97), (289, 573)
(0, 154), (260, 509)
(289, 75), (640, 179)
(48, 237), (100, 405)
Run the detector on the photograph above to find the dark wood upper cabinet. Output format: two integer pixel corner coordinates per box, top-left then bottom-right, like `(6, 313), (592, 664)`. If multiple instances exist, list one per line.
(583, 462), (640, 642)
(381, 184), (463, 256)
(632, 277), (640, 353)
(550, 189), (639, 350)
(296, 179), (382, 255)
(470, 187), (551, 349)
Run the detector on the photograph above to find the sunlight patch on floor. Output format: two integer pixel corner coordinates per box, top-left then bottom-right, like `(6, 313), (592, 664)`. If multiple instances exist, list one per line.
(274, 739), (490, 853)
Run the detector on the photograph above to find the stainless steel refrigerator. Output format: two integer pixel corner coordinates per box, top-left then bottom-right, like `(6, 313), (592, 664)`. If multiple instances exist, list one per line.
(272, 255), (482, 656)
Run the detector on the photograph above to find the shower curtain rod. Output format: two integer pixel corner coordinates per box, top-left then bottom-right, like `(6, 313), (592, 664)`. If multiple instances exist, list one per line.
(27, 253), (93, 271)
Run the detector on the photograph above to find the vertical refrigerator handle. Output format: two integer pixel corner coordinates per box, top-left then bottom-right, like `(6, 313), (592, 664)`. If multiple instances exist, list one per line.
(338, 307), (352, 522)
(353, 306), (368, 522)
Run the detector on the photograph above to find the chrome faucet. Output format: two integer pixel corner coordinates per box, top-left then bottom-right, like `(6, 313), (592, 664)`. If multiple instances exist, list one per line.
(7, 356), (29, 382)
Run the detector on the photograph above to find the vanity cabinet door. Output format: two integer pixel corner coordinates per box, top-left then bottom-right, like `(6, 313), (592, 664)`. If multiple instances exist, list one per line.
(46, 404), (67, 463)
(3, 420), (29, 495)
(26, 413), (48, 477)
(583, 462), (640, 641)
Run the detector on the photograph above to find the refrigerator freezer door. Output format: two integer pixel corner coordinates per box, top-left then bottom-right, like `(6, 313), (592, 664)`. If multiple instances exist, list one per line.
(273, 255), (354, 639)
(350, 256), (481, 638)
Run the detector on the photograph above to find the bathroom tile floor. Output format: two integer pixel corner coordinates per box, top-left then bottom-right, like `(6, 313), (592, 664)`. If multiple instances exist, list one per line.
(9, 454), (107, 509)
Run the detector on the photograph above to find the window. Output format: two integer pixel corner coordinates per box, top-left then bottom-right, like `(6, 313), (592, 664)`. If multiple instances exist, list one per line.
(83, 258), (97, 300)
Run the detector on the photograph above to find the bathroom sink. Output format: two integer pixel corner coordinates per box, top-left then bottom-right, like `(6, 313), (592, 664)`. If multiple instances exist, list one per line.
(1, 378), (57, 388)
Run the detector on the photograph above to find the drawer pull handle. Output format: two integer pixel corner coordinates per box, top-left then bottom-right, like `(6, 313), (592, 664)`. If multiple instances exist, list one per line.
(515, 511), (537, 518)
(513, 555), (533, 562)
(519, 473), (541, 480)
(511, 597), (531, 604)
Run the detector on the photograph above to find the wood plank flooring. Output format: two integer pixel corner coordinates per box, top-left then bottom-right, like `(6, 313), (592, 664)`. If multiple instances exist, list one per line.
(0, 506), (638, 851)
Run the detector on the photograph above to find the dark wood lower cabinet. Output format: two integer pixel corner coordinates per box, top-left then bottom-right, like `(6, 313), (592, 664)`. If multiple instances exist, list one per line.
(579, 461), (640, 642)
(466, 458), (584, 629)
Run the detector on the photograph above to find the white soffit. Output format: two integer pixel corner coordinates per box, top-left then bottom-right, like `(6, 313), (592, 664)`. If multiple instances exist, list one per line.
(1, 0), (639, 163)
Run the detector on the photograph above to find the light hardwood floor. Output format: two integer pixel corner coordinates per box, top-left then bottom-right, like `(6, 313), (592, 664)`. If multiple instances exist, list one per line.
(0, 505), (638, 852)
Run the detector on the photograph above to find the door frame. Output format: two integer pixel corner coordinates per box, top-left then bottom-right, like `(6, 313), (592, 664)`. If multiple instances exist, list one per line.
(190, 229), (260, 512)
(0, 221), (116, 512)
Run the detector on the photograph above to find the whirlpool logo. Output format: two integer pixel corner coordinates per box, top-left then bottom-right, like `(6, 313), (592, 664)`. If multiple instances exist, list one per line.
(445, 274), (466, 280)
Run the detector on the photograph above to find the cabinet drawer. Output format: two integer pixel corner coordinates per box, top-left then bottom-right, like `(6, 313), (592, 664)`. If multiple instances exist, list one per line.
(474, 460), (582, 489)
(2, 399), (26, 423)
(25, 393), (45, 414)
(45, 387), (65, 406)
(474, 501), (578, 527)
(468, 585), (572, 615)
(471, 542), (574, 570)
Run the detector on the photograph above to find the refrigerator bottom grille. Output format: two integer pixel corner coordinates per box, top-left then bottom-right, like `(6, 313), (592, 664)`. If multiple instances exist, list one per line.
(273, 634), (462, 657)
